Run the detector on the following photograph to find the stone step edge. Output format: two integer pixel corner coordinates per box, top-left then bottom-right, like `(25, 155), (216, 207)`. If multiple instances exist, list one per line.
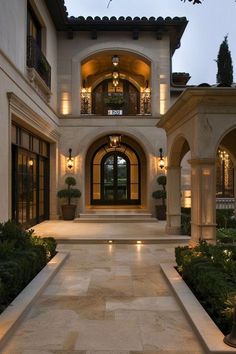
(160, 263), (236, 354)
(80, 213), (153, 217)
(74, 217), (157, 223)
(56, 237), (190, 244)
(0, 252), (69, 351)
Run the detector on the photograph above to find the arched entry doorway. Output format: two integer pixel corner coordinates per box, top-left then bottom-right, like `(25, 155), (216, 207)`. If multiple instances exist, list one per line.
(85, 134), (147, 208)
(91, 143), (140, 205)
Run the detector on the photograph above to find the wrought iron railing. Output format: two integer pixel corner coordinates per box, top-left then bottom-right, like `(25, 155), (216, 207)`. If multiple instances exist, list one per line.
(81, 92), (151, 116)
(216, 198), (235, 210)
(27, 36), (51, 89)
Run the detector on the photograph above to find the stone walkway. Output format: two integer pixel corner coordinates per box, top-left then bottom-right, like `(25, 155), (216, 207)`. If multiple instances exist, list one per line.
(2, 242), (206, 353)
(31, 220), (189, 242)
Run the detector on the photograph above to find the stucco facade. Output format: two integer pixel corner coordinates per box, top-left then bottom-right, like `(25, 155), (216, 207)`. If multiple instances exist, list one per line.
(2, 0), (234, 243)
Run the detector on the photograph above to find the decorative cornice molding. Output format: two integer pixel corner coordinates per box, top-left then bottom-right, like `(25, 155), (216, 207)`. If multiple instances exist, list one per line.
(7, 92), (60, 141)
(158, 87), (236, 133)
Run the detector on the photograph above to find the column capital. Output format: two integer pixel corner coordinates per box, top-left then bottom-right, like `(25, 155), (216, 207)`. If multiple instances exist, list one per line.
(166, 165), (181, 171)
(188, 158), (217, 166)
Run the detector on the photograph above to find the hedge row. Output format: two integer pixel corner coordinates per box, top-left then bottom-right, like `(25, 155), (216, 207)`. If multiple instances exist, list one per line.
(175, 242), (236, 334)
(0, 221), (57, 313)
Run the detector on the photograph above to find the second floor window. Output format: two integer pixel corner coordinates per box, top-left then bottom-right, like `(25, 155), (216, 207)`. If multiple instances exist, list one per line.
(27, 5), (41, 48)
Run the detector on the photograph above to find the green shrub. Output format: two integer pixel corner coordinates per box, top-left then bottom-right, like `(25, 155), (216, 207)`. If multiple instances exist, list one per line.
(0, 220), (57, 314)
(216, 209), (236, 229)
(175, 242), (236, 333)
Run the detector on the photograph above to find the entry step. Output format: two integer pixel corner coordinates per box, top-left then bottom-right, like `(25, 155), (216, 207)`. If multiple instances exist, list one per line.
(80, 212), (153, 218)
(74, 217), (157, 223)
(75, 211), (157, 223)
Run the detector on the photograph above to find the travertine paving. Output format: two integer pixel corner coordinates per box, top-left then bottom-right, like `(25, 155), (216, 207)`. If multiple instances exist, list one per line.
(2, 243), (206, 354)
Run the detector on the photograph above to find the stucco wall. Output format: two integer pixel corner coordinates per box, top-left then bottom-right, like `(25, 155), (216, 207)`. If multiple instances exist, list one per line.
(0, 0), (58, 110)
(57, 31), (171, 116)
(58, 119), (167, 214)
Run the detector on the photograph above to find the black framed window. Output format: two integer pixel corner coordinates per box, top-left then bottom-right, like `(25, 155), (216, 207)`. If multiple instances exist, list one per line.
(27, 4), (41, 48)
(12, 124), (49, 228)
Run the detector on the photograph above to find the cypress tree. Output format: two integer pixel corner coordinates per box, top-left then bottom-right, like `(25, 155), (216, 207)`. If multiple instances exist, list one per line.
(216, 35), (233, 86)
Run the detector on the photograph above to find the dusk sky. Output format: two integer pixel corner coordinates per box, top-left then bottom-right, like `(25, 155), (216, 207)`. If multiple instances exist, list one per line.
(64, 0), (236, 85)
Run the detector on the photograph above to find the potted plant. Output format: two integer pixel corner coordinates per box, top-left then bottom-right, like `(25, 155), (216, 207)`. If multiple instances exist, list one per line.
(57, 177), (81, 220)
(104, 94), (125, 108)
(152, 175), (167, 220)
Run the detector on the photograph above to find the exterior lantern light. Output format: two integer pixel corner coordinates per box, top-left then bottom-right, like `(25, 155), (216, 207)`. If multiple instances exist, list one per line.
(67, 148), (74, 169)
(28, 158), (34, 167)
(109, 135), (121, 148)
(158, 148), (165, 169)
(112, 55), (119, 67)
(112, 71), (119, 79)
(113, 79), (119, 87)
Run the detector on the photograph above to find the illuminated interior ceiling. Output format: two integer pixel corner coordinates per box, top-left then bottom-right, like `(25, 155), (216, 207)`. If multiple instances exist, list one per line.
(81, 51), (151, 89)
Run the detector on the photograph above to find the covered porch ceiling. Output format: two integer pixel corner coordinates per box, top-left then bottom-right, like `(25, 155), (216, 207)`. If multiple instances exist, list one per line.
(81, 51), (151, 89)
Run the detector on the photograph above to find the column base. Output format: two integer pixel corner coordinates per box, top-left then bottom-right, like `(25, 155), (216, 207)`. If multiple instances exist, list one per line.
(165, 226), (181, 235)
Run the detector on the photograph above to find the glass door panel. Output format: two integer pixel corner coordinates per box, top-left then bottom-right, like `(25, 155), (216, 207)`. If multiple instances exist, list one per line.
(91, 145), (140, 205)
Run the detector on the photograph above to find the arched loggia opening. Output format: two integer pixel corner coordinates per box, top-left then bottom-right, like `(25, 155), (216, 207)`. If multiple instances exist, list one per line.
(80, 50), (151, 116)
(85, 135), (147, 208)
(216, 128), (236, 213)
(167, 136), (191, 235)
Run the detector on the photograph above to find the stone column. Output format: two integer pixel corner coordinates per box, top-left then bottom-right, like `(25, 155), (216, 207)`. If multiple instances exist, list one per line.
(151, 61), (160, 117)
(189, 158), (217, 246)
(166, 166), (181, 235)
(71, 60), (81, 117)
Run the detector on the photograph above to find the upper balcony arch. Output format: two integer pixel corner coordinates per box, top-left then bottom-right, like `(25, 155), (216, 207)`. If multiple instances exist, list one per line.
(80, 49), (153, 117)
(72, 44), (153, 65)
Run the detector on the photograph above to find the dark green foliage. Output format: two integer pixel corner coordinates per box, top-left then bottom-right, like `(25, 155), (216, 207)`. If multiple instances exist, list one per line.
(156, 175), (167, 187)
(57, 176), (81, 205)
(181, 0), (202, 3)
(175, 242), (236, 333)
(65, 176), (76, 186)
(152, 190), (166, 200)
(0, 220), (57, 313)
(152, 175), (167, 206)
(216, 35), (233, 86)
(217, 228), (236, 244)
(216, 209), (236, 229)
(180, 207), (191, 235)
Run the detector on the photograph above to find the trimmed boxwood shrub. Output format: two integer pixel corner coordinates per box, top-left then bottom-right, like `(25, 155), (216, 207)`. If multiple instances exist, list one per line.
(175, 242), (236, 334)
(0, 221), (57, 313)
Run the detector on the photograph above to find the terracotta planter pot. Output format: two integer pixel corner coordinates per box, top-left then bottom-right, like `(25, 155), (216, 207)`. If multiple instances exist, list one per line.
(61, 204), (77, 220)
(155, 205), (166, 220)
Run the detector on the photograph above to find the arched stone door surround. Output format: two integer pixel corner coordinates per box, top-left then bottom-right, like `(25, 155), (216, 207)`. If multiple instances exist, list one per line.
(85, 134), (147, 208)
(158, 87), (236, 245)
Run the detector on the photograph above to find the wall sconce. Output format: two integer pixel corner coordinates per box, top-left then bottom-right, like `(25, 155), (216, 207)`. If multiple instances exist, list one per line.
(28, 158), (34, 167)
(109, 135), (121, 148)
(158, 148), (165, 169)
(112, 55), (119, 66)
(67, 148), (74, 169)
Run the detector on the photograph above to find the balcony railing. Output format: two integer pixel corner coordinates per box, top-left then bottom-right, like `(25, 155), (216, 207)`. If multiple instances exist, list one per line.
(81, 92), (151, 116)
(27, 36), (51, 89)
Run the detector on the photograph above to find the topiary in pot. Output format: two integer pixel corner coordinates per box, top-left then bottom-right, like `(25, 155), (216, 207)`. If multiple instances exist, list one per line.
(57, 177), (81, 220)
(152, 175), (167, 220)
